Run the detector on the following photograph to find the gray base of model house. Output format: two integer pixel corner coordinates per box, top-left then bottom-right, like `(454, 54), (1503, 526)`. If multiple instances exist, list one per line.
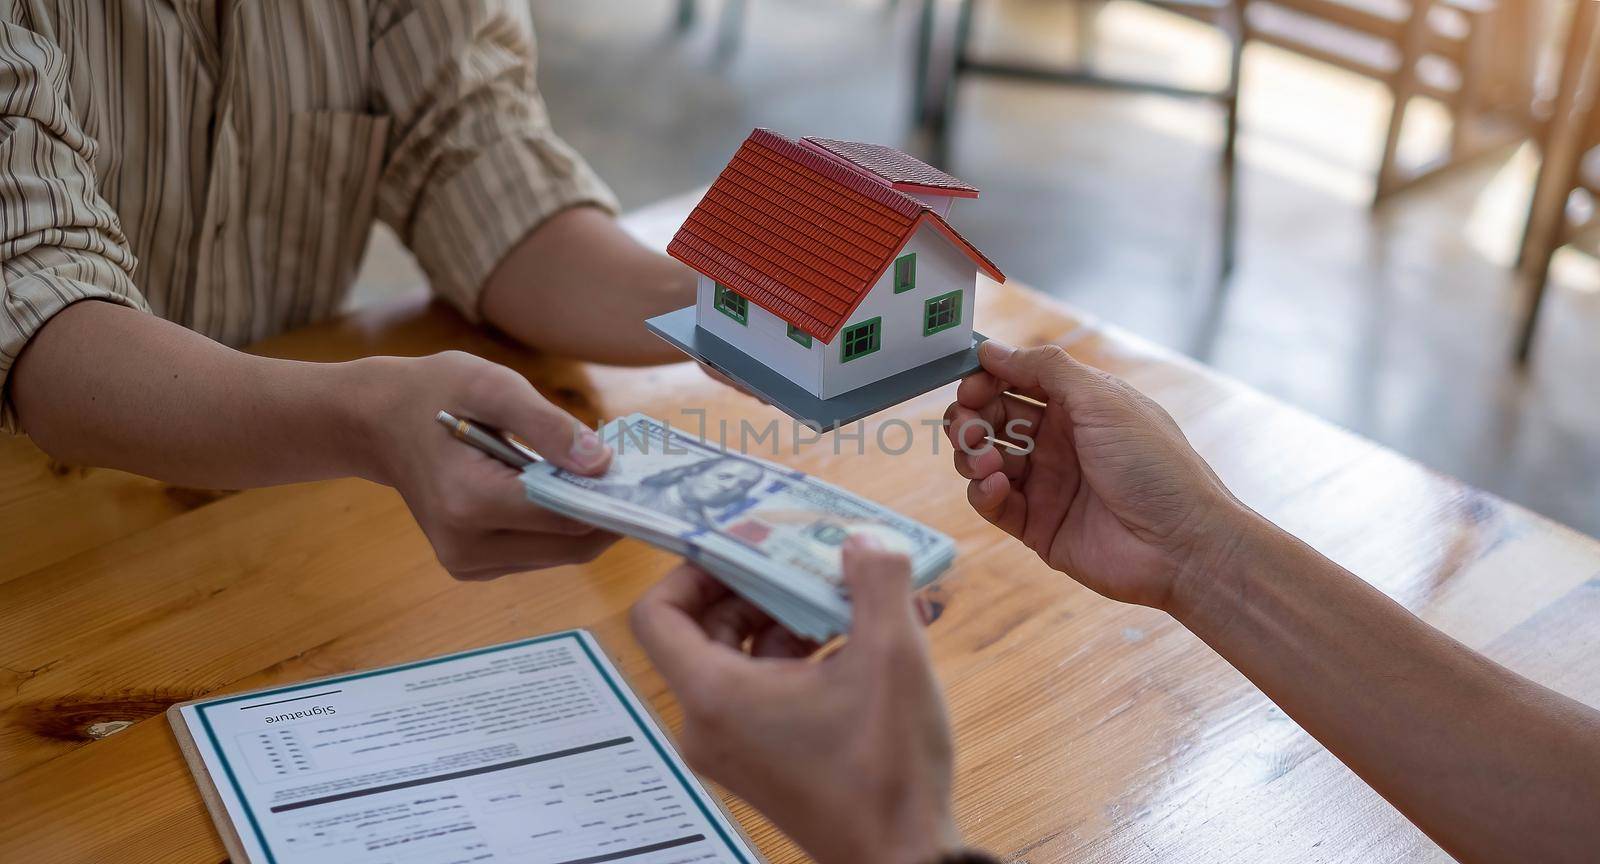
(646, 306), (987, 433)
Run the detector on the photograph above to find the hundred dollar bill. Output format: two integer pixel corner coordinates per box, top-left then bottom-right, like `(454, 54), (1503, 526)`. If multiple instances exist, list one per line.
(520, 414), (955, 638)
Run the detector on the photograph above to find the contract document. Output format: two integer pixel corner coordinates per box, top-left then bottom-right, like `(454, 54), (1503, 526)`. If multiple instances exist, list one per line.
(169, 630), (760, 864)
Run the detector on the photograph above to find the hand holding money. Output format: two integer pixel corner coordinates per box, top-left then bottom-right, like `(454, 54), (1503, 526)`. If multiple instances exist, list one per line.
(520, 413), (956, 640)
(630, 539), (962, 864)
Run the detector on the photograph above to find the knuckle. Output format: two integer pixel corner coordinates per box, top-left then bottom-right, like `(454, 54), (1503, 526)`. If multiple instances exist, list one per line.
(968, 480), (1002, 515)
(428, 349), (479, 378)
(1032, 344), (1070, 366)
(438, 492), (480, 529)
(627, 599), (653, 637)
(952, 452), (975, 479)
(462, 360), (527, 405)
(1136, 392), (1180, 427)
(433, 542), (473, 579)
(1038, 351), (1079, 391)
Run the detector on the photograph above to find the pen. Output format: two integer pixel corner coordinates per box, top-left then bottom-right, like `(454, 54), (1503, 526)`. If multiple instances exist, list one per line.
(435, 411), (541, 469)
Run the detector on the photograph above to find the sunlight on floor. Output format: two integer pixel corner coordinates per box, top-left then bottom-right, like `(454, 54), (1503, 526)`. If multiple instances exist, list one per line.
(1092, 3), (1459, 206)
(1466, 144), (1541, 268)
(1551, 247), (1600, 293)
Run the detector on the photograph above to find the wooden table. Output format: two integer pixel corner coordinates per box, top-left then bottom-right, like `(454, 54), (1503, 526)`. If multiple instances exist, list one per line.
(3, 197), (1598, 864)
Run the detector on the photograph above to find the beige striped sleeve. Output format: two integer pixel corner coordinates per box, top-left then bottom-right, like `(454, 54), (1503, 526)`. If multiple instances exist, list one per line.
(0, 19), (146, 434)
(370, 0), (618, 320)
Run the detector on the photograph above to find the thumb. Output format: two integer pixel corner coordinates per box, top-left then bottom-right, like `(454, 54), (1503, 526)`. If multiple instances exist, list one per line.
(458, 364), (611, 475)
(977, 340), (1097, 398)
(843, 535), (919, 649)
(977, 339), (1125, 417)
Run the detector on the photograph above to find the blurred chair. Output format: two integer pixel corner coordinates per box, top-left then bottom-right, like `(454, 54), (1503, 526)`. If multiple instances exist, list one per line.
(912, 0), (1540, 276)
(1245, 0), (1539, 203)
(911, 0), (1248, 276)
(1513, 0), (1600, 363)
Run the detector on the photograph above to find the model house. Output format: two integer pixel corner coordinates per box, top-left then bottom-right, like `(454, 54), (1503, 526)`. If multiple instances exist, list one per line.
(657, 129), (1004, 416)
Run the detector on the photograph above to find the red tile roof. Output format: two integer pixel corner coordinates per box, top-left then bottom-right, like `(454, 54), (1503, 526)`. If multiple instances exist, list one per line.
(802, 136), (981, 198)
(668, 129), (1003, 343)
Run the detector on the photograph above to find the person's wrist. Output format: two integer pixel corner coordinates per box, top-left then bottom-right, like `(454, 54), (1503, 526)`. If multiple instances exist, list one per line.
(863, 799), (960, 864)
(798, 785), (956, 864)
(1163, 501), (1279, 624)
(334, 355), (407, 486)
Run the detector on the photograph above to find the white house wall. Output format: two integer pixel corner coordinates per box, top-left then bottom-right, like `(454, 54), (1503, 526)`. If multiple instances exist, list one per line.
(695, 275), (824, 395)
(818, 221), (977, 400)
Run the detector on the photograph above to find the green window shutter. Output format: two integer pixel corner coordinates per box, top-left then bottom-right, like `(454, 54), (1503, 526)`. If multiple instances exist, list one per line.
(714, 283), (748, 325)
(923, 290), (962, 336)
(786, 324), (812, 347)
(893, 253), (916, 293)
(840, 317), (882, 363)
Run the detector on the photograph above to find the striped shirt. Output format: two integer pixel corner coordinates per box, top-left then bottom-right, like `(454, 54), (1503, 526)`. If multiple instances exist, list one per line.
(0, 0), (617, 431)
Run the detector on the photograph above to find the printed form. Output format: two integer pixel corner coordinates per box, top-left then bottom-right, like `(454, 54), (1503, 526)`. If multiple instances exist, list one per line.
(174, 631), (758, 864)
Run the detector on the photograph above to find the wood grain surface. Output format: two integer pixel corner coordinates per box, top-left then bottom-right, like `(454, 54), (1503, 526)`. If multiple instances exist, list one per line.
(2, 197), (1597, 863)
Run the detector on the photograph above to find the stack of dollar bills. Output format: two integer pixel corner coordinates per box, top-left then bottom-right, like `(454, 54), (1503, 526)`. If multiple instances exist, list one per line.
(520, 414), (955, 641)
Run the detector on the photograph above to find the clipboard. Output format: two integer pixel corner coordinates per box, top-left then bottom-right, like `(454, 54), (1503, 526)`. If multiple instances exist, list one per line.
(168, 630), (766, 864)
(169, 694), (252, 864)
(169, 697), (255, 862)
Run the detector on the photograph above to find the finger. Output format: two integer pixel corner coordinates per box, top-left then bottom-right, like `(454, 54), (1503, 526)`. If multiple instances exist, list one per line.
(698, 594), (775, 649)
(961, 363), (1052, 406)
(456, 362), (611, 474)
(941, 401), (965, 450)
(751, 621), (820, 659)
(948, 389), (1041, 452)
(947, 406), (1028, 482)
(976, 340), (1105, 406)
(448, 529), (620, 580)
(949, 401), (1026, 451)
(967, 473), (1027, 538)
(960, 442), (1029, 482)
(644, 562), (733, 617)
(461, 464), (607, 533)
(841, 535), (920, 651)
(944, 401), (1010, 459)
(995, 392), (1045, 440)
(630, 564), (743, 690)
(947, 403), (995, 452)
(952, 443), (1004, 482)
(955, 369), (1003, 409)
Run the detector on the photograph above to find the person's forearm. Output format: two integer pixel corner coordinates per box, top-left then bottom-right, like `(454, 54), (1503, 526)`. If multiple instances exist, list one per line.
(479, 206), (695, 366)
(11, 300), (383, 489)
(1172, 514), (1600, 863)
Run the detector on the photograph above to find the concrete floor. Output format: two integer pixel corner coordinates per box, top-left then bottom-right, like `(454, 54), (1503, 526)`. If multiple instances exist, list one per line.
(364, 0), (1600, 537)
